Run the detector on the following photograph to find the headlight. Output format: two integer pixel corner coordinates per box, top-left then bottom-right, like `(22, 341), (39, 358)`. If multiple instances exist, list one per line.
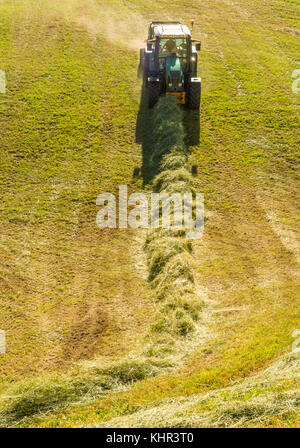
(191, 56), (196, 62)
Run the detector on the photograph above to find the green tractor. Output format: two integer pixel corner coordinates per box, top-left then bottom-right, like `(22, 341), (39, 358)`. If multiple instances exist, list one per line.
(138, 21), (201, 109)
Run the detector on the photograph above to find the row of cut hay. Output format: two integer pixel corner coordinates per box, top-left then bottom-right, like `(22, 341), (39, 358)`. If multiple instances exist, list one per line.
(97, 352), (300, 428)
(0, 358), (172, 427)
(144, 96), (202, 349)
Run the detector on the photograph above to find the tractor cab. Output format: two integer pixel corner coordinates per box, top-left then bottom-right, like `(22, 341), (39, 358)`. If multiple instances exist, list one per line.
(139, 22), (201, 109)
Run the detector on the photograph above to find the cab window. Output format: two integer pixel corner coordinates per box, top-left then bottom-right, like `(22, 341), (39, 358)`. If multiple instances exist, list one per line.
(159, 38), (188, 58)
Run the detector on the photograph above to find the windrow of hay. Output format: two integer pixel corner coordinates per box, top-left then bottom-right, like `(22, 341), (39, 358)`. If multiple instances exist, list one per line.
(0, 358), (172, 427)
(96, 353), (300, 428)
(144, 97), (203, 352)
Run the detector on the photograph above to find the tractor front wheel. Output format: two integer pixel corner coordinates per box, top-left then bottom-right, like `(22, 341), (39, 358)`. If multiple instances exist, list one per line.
(148, 82), (160, 108)
(187, 79), (201, 110)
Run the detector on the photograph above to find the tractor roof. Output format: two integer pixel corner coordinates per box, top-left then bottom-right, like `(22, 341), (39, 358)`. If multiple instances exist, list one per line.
(150, 22), (191, 38)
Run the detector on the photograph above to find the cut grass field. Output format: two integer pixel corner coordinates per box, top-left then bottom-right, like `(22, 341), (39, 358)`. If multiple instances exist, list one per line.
(0, 0), (153, 385)
(0, 0), (299, 428)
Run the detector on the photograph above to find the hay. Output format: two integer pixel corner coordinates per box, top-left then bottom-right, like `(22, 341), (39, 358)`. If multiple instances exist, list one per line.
(151, 97), (186, 163)
(152, 168), (194, 192)
(0, 359), (169, 427)
(143, 96), (201, 342)
(146, 238), (192, 282)
(151, 252), (194, 289)
(161, 153), (187, 171)
(96, 353), (300, 428)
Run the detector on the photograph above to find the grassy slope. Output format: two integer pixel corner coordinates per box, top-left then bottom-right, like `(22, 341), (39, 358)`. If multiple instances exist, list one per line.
(0, 0), (299, 427)
(0, 0), (153, 386)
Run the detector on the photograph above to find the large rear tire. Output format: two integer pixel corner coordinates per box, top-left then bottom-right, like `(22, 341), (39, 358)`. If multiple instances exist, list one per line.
(187, 80), (201, 110)
(143, 71), (148, 87)
(148, 82), (160, 108)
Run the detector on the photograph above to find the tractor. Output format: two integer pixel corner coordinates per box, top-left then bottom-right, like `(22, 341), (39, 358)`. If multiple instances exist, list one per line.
(138, 21), (201, 109)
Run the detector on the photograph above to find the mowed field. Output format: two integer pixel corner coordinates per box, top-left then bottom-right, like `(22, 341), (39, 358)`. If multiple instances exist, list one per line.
(0, 0), (299, 427)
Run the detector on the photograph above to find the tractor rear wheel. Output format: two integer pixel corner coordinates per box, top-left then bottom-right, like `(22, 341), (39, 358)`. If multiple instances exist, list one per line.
(187, 80), (201, 110)
(143, 71), (148, 87)
(148, 82), (160, 108)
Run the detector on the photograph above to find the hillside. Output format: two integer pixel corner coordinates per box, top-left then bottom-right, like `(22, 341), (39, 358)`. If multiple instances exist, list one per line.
(0, 0), (299, 428)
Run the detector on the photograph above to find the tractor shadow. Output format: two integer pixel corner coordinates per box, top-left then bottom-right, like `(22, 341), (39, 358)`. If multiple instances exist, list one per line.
(135, 86), (200, 185)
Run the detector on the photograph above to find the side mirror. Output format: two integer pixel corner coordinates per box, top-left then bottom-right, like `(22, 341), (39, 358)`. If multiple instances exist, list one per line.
(195, 42), (201, 51)
(147, 42), (153, 51)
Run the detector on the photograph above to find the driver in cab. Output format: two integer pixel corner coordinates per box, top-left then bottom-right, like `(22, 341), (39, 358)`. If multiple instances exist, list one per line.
(163, 38), (177, 53)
